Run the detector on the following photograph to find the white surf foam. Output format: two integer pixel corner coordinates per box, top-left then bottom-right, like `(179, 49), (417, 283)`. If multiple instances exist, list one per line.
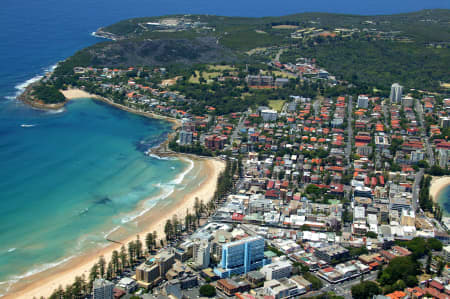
(170, 158), (194, 185)
(3, 96), (16, 101)
(15, 74), (43, 93)
(103, 225), (121, 239)
(10, 62), (59, 100)
(0, 254), (75, 296)
(46, 107), (65, 114)
(120, 183), (175, 224)
(147, 153), (176, 161)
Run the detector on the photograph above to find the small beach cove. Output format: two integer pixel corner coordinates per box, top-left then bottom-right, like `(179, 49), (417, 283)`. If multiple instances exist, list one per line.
(0, 95), (224, 298)
(430, 176), (450, 215)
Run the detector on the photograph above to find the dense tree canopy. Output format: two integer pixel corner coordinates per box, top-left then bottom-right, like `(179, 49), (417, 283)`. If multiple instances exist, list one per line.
(351, 281), (381, 299)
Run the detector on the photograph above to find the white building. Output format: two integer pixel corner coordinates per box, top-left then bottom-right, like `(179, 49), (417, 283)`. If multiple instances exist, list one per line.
(354, 206), (366, 221)
(261, 260), (292, 280)
(390, 83), (403, 104)
(116, 277), (137, 293)
(193, 239), (211, 269)
(443, 245), (450, 262)
(357, 95), (369, 109)
(261, 109), (278, 122)
(93, 278), (114, 299)
(411, 150), (425, 162)
(179, 130), (193, 145)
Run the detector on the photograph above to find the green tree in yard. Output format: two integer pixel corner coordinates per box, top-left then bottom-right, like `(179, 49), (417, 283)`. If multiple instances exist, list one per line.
(306, 184), (321, 196)
(164, 219), (173, 241)
(88, 264), (99, 288)
(426, 252), (432, 274)
(427, 238), (443, 251)
(351, 281), (381, 299)
(119, 245), (127, 269)
(98, 255), (106, 278)
(378, 256), (419, 286)
(304, 273), (323, 290)
(406, 275), (418, 287)
(366, 231), (378, 238)
(135, 235), (143, 259)
(146, 232), (154, 253)
(106, 261), (113, 280)
(199, 284), (216, 297)
(112, 250), (120, 274)
(128, 241), (136, 265)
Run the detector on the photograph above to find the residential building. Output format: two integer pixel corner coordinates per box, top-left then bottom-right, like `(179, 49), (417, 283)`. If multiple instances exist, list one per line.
(314, 245), (349, 263)
(193, 239), (210, 269)
(264, 278), (305, 298)
(444, 245), (450, 262)
(217, 278), (251, 296)
(357, 95), (369, 109)
(93, 278), (114, 299)
(246, 75), (274, 87)
(179, 130), (193, 145)
(261, 109), (278, 122)
(390, 83), (403, 104)
(260, 260), (292, 280)
(136, 250), (175, 287)
(275, 78), (289, 87)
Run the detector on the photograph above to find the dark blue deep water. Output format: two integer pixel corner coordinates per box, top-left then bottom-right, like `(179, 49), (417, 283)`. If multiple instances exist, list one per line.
(0, 0), (448, 295)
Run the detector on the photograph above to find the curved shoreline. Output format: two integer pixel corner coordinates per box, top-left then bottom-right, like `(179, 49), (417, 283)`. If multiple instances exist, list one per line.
(430, 176), (450, 208)
(5, 88), (225, 298)
(61, 88), (181, 128)
(4, 158), (225, 299)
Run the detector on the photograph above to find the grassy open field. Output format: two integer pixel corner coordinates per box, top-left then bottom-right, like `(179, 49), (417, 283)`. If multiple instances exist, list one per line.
(188, 70), (222, 83)
(269, 100), (285, 112)
(207, 65), (236, 71)
(272, 25), (298, 29)
(261, 70), (296, 79)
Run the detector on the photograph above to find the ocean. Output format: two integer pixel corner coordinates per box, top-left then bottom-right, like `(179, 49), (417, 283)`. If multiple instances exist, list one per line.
(0, 0), (449, 295)
(438, 186), (450, 215)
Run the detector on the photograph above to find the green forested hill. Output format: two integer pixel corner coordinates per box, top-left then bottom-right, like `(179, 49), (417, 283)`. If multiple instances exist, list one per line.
(55, 9), (449, 92)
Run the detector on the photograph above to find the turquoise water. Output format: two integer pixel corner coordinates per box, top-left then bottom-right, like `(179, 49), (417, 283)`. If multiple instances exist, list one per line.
(0, 98), (187, 292)
(1, 0), (449, 294)
(437, 185), (450, 215)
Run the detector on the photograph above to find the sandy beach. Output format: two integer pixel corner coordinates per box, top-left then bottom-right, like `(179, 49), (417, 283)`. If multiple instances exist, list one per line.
(429, 176), (450, 203)
(4, 157), (224, 299)
(61, 89), (100, 100)
(61, 88), (181, 129)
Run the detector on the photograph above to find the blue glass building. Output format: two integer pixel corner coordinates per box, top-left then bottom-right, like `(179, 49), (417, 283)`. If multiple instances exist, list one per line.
(214, 236), (270, 278)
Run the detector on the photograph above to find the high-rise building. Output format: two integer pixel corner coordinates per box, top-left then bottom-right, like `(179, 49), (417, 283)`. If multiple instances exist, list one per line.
(135, 250), (175, 286)
(179, 130), (193, 145)
(93, 278), (114, 299)
(390, 83), (403, 104)
(357, 95), (369, 109)
(193, 239), (211, 269)
(261, 109), (278, 122)
(214, 236), (270, 278)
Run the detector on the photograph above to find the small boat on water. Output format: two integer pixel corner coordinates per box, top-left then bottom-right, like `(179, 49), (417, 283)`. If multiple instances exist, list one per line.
(20, 124), (36, 128)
